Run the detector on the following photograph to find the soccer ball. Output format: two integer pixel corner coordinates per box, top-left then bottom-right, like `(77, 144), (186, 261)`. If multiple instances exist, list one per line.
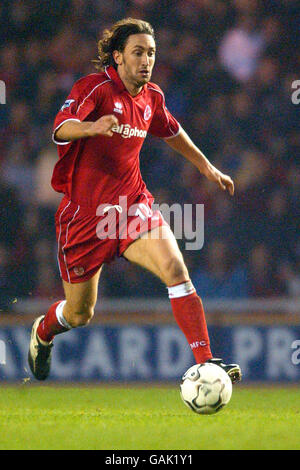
(180, 363), (232, 415)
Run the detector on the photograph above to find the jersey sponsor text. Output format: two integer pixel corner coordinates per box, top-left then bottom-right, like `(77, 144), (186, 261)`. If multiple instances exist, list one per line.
(112, 123), (147, 139)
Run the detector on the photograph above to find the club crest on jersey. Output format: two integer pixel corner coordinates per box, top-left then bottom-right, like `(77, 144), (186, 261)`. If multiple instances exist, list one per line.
(73, 266), (85, 276)
(112, 123), (147, 139)
(61, 99), (75, 111)
(144, 104), (151, 121)
(113, 101), (123, 114)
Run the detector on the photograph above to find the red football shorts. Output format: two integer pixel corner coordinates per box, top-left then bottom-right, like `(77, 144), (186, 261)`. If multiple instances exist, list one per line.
(55, 190), (168, 283)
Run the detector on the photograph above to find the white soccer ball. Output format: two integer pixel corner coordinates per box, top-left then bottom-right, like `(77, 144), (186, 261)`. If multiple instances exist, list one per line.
(180, 363), (232, 415)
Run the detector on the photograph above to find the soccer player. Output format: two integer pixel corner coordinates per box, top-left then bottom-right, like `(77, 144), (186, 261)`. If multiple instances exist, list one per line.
(28, 18), (241, 384)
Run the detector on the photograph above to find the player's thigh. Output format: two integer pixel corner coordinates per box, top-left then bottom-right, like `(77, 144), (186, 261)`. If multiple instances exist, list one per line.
(62, 266), (102, 315)
(123, 225), (189, 285)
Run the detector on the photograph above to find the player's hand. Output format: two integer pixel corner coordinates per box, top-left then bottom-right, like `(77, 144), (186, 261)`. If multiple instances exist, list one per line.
(204, 165), (234, 196)
(88, 114), (119, 137)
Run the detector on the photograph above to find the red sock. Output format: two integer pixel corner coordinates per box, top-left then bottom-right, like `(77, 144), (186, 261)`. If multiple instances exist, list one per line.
(37, 301), (69, 343)
(169, 282), (212, 363)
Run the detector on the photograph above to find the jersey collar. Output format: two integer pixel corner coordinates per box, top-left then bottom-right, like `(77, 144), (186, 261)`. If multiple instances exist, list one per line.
(104, 65), (145, 97)
(104, 66), (126, 91)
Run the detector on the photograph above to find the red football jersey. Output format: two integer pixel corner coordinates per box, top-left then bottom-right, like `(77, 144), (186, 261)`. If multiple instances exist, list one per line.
(52, 65), (180, 209)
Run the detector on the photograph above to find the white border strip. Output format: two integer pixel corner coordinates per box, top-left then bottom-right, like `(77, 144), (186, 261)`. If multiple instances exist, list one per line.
(52, 118), (81, 145)
(76, 79), (111, 114)
(56, 200), (71, 277)
(168, 281), (196, 299)
(148, 86), (180, 137)
(104, 66), (112, 80)
(164, 124), (182, 140)
(61, 204), (80, 283)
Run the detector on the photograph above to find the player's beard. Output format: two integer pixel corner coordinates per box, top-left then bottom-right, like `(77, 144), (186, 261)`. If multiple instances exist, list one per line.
(123, 59), (152, 88)
(135, 76), (149, 87)
(132, 71), (152, 89)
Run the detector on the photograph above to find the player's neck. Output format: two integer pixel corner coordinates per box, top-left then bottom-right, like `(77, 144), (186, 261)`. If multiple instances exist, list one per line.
(125, 82), (143, 97)
(117, 69), (143, 97)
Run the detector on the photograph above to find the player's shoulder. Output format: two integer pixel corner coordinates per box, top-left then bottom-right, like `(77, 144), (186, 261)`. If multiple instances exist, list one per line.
(146, 81), (165, 99)
(72, 72), (112, 96)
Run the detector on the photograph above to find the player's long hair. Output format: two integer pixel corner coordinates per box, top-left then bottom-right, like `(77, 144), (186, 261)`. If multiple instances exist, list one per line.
(93, 18), (155, 71)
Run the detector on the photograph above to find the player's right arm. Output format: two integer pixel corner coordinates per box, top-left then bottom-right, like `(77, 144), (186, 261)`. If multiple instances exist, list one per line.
(53, 75), (118, 144)
(55, 114), (119, 142)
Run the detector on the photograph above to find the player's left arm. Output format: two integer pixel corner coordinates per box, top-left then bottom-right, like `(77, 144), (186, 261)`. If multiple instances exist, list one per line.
(164, 128), (234, 196)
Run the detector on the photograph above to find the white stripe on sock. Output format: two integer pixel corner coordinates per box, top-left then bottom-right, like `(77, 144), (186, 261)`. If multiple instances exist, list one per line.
(56, 300), (71, 329)
(167, 281), (196, 299)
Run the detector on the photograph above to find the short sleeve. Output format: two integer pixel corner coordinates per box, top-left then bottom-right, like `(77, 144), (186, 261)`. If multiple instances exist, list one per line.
(52, 77), (101, 145)
(148, 86), (181, 139)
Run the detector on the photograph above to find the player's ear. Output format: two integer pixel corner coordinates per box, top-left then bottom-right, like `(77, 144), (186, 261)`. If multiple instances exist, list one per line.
(113, 50), (122, 66)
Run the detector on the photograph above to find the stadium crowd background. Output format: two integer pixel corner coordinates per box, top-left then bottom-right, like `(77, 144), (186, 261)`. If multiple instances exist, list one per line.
(0, 0), (299, 309)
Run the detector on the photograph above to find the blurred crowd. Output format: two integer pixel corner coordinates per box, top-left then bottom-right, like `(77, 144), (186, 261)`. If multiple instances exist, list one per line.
(0, 0), (299, 308)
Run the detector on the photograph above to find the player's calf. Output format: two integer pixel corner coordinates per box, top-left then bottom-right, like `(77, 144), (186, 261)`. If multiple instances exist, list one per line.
(63, 304), (94, 328)
(28, 300), (94, 381)
(37, 300), (71, 343)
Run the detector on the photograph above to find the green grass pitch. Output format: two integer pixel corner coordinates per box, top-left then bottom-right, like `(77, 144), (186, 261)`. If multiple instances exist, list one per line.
(0, 385), (299, 450)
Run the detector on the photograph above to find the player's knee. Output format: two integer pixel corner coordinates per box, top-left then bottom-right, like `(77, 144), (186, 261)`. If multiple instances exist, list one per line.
(163, 256), (189, 285)
(67, 305), (94, 328)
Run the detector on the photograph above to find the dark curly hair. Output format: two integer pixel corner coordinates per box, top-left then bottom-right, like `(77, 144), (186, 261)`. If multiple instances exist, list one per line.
(93, 18), (155, 71)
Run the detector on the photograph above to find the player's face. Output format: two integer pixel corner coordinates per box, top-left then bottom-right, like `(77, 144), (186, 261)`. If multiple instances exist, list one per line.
(116, 34), (156, 88)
